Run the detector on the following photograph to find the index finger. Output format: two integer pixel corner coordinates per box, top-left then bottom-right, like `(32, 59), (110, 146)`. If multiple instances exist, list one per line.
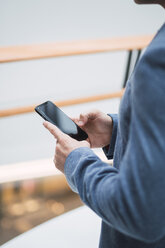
(43, 121), (64, 140)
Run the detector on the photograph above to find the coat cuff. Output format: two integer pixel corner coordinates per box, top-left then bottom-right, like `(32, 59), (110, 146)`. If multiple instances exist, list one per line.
(64, 147), (97, 192)
(103, 114), (118, 160)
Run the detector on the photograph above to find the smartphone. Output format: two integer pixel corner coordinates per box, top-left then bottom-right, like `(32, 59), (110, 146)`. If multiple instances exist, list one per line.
(35, 101), (88, 141)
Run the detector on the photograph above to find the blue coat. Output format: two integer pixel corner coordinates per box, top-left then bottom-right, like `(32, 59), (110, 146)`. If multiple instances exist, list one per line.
(64, 22), (165, 247)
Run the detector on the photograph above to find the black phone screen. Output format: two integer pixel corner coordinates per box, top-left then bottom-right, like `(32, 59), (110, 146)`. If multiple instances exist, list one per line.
(35, 101), (88, 141)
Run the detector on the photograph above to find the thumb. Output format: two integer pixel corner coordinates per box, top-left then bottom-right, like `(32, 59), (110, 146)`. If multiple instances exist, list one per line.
(78, 113), (88, 126)
(43, 121), (64, 140)
(79, 110), (99, 126)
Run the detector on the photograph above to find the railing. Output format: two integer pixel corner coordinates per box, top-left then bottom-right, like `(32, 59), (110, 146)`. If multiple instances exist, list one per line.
(0, 35), (152, 63)
(0, 90), (124, 118)
(0, 35), (153, 118)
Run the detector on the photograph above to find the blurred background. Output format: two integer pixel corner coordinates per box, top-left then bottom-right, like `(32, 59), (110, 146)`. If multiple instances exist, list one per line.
(0, 0), (164, 246)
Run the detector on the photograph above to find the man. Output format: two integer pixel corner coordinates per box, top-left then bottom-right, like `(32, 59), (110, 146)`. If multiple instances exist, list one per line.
(43, 1), (165, 247)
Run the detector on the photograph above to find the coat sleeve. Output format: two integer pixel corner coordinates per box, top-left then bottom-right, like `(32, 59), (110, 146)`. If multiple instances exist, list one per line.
(64, 44), (165, 243)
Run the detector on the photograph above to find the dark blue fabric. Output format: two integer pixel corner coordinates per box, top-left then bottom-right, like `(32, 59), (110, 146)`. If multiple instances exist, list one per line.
(103, 114), (118, 160)
(64, 22), (165, 247)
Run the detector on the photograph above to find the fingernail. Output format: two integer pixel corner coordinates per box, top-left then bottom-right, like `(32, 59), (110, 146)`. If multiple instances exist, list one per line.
(78, 121), (84, 125)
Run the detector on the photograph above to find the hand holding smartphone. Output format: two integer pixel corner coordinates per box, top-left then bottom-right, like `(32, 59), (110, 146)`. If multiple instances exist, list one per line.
(35, 101), (88, 141)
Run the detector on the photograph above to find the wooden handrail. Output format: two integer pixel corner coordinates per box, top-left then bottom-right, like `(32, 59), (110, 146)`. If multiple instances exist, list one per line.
(0, 35), (152, 117)
(0, 35), (153, 63)
(0, 89), (124, 117)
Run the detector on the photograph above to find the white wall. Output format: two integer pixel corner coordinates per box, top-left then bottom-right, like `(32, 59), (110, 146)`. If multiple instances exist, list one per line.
(0, 0), (164, 165)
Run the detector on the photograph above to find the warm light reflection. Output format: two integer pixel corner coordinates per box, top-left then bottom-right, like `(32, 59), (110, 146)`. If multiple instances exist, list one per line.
(24, 199), (40, 213)
(51, 202), (65, 215)
(8, 203), (25, 216)
(46, 200), (65, 215)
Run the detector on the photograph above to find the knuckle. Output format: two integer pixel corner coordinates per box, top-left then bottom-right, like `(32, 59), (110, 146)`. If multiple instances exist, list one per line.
(57, 136), (62, 143)
(80, 113), (85, 119)
(56, 143), (60, 150)
(50, 127), (55, 135)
